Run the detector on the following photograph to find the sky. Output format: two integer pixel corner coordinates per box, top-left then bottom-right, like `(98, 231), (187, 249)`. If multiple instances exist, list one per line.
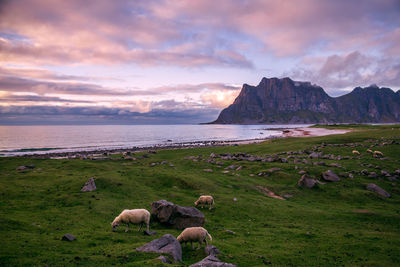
(0, 0), (399, 124)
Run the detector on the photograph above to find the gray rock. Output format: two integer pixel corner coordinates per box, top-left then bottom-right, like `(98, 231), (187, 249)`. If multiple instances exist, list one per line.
(157, 255), (172, 264)
(205, 245), (221, 256)
(361, 169), (369, 176)
(298, 170), (307, 175)
(309, 152), (322, 159)
(136, 234), (182, 262)
(210, 153), (216, 158)
(267, 167), (282, 173)
(322, 170), (340, 182)
(81, 177), (96, 192)
(381, 170), (391, 177)
(298, 174), (318, 188)
(368, 172), (377, 178)
(203, 169), (213, 172)
(151, 200), (204, 229)
(189, 255), (236, 267)
(61, 233), (76, 241)
(366, 183), (391, 198)
(144, 230), (157, 236)
(16, 164), (35, 171)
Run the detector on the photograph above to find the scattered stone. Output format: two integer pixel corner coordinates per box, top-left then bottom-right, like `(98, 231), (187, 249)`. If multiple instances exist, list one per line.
(222, 171), (230, 174)
(157, 255), (172, 264)
(361, 169), (369, 175)
(216, 161), (224, 166)
(381, 170), (391, 177)
(210, 153), (216, 158)
(309, 152), (322, 159)
(322, 170), (340, 182)
(150, 163), (157, 167)
(205, 245), (221, 256)
(235, 166), (243, 171)
(189, 255), (236, 267)
(203, 169), (213, 172)
(151, 200), (205, 229)
(349, 173), (354, 179)
(368, 172), (377, 178)
(233, 198), (237, 202)
(136, 234), (182, 262)
(225, 229), (236, 234)
(298, 174), (318, 188)
(225, 165), (237, 170)
(16, 164), (35, 171)
(267, 167), (282, 173)
(328, 163), (342, 168)
(81, 177), (96, 192)
(143, 230), (157, 236)
(161, 161), (169, 165)
(314, 161), (326, 166)
(366, 183), (390, 198)
(61, 233), (76, 241)
(283, 194), (293, 199)
(298, 170), (306, 175)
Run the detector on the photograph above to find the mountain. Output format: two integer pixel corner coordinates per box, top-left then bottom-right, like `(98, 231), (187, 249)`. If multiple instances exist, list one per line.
(212, 77), (400, 124)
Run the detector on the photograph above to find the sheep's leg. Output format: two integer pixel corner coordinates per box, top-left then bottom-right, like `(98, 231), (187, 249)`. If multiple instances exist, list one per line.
(197, 240), (202, 250)
(191, 241), (194, 249)
(125, 223), (129, 232)
(209, 203), (212, 210)
(138, 222), (143, 232)
(205, 237), (208, 246)
(146, 222), (149, 232)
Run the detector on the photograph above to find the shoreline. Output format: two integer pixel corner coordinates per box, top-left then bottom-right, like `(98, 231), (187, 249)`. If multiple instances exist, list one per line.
(6, 127), (350, 159)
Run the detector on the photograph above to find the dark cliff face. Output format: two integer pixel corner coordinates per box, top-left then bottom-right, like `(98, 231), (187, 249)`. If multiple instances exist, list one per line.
(212, 77), (400, 124)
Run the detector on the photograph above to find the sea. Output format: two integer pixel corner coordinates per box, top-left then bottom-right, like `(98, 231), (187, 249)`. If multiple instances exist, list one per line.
(0, 124), (310, 156)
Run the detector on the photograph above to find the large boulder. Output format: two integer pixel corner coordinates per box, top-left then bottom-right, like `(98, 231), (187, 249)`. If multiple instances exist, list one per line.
(81, 177), (96, 192)
(366, 183), (391, 198)
(322, 170), (340, 182)
(298, 174), (317, 188)
(189, 255), (236, 267)
(151, 200), (205, 229)
(136, 234), (182, 262)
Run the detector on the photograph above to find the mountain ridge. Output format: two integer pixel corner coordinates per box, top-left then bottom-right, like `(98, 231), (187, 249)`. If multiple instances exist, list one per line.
(211, 77), (400, 124)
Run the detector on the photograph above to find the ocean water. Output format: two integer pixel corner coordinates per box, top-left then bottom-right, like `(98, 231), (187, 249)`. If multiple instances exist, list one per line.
(0, 124), (310, 156)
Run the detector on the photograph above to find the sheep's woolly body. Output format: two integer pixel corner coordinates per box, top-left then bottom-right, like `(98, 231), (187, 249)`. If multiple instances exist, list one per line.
(352, 150), (360, 155)
(177, 227), (212, 249)
(111, 209), (150, 232)
(367, 149), (373, 153)
(373, 151), (384, 157)
(194, 195), (214, 210)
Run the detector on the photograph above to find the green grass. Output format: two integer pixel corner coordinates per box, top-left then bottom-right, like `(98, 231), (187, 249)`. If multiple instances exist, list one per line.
(1, 125), (400, 266)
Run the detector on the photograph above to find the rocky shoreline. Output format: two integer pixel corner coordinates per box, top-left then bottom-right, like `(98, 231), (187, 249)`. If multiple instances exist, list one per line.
(10, 127), (349, 159)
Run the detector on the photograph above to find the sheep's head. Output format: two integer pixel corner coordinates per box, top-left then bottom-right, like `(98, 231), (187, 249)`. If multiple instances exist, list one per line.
(111, 222), (119, 231)
(194, 201), (199, 206)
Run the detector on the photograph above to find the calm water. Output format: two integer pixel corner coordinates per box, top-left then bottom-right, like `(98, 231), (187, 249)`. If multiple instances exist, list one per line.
(0, 124), (310, 156)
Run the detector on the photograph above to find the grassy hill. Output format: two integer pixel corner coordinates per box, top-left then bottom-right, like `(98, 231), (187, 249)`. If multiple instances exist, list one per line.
(1, 125), (400, 266)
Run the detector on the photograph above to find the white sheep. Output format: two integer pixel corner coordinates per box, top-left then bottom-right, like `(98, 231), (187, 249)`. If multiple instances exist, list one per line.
(111, 209), (150, 232)
(177, 227), (212, 249)
(194, 195), (214, 210)
(366, 149), (373, 153)
(352, 150), (360, 155)
(373, 151), (384, 158)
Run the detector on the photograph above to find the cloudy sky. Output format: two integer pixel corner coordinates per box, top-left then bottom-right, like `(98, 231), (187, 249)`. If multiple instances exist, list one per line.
(1, 0), (399, 124)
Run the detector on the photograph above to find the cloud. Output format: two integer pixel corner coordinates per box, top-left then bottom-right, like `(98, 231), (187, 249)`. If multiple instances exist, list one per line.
(0, 104), (220, 125)
(288, 51), (400, 95)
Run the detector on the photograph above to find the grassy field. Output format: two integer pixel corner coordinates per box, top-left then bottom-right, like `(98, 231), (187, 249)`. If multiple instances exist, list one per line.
(1, 125), (400, 266)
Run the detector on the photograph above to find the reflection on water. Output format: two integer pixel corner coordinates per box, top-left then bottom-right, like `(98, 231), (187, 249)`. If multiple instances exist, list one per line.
(0, 124), (310, 156)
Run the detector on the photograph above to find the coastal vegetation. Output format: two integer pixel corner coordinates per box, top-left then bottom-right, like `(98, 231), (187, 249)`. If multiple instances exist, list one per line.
(1, 125), (399, 266)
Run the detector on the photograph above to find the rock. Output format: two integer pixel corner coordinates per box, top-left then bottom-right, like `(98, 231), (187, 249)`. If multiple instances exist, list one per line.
(225, 229), (236, 234)
(151, 200), (205, 229)
(328, 163), (342, 168)
(267, 167), (282, 173)
(368, 172), (377, 178)
(235, 166), (243, 171)
(349, 173), (354, 179)
(361, 169), (369, 176)
(309, 152), (322, 159)
(283, 194), (293, 199)
(366, 183), (390, 198)
(298, 170), (306, 175)
(81, 178), (96, 192)
(189, 255), (236, 267)
(16, 166), (28, 171)
(233, 198), (237, 201)
(136, 234), (182, 262)
(322, 170), (340, 182)
(143, 230), (157, 236)
(205, 245), (221, 256)
(381, 170), (391, 177)
(210, 153), (216, 158)
(298, 174), (318, 188)
(225, 165), (237, 170)
(203, 169), (213, 172)
(61, 233), (76, 241)
(157, 255), (172, 264)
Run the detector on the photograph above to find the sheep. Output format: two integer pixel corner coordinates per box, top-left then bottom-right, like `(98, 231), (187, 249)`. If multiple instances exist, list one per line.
(366, 149), (373, 153)
(177, 227), (212, 249)
(352, 150), (360, 155)
(194, 195), (214, 210)
(373, 151), (384, 158)
(111, 209), (150, 232)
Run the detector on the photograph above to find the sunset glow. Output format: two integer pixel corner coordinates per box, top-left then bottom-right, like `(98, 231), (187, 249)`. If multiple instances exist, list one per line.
(1, 0), (399, 124)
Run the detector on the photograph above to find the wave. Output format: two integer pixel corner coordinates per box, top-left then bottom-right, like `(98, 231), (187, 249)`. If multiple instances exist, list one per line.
(0, 147), (62, 152)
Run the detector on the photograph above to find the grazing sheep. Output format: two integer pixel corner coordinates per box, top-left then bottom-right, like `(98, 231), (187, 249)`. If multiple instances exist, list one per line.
(194, 195), (214, 210)
(373, 151), (384, 158)
(352, 150), (360, 155)
(366, 149), (373, 153)
(177, 227), (212, 249)
(111, 209), (150, 232)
